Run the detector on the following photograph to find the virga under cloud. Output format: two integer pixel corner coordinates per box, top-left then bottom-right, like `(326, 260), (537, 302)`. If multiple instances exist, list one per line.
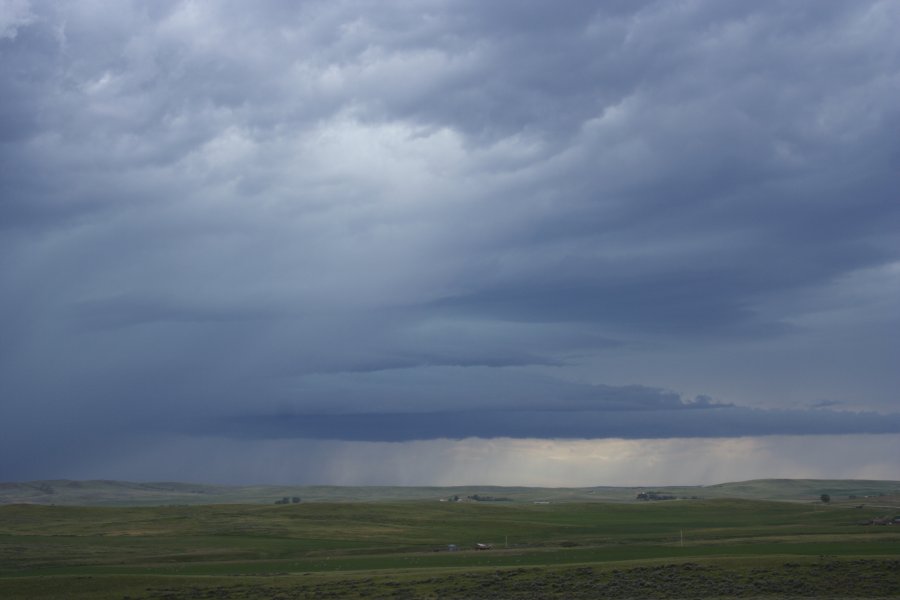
(1, 0), (899, 483)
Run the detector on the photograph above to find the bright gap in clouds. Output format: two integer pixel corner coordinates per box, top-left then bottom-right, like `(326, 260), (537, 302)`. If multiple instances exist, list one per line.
(76, 434), (900, 487)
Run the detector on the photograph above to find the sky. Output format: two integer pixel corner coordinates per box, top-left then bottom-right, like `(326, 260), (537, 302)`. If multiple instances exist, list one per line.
(1, 0), (899, 486)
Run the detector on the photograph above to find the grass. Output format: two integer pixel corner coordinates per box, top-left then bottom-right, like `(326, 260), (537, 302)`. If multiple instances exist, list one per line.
(1, 496), (899, 598)
(3, 558), (900, 599)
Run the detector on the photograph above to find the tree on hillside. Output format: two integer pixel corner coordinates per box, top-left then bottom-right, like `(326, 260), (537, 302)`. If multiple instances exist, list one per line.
(820, 494), (831, 504)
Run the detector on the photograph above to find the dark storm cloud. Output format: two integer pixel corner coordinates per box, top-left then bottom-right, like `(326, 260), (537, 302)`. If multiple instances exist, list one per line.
(1, 0), (900, 481)
(204, 406), (900, 442)
(177, 374), (899, 442)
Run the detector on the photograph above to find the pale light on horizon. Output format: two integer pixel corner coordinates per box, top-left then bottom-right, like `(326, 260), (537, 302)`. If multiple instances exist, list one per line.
(73, 434), (900, 487)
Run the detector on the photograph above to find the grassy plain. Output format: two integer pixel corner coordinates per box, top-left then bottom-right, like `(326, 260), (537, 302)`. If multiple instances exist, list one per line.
(1, 493), (899, 599)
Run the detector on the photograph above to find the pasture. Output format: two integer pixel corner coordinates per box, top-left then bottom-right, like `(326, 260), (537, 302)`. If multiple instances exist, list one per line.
(1, 496), (899, 598)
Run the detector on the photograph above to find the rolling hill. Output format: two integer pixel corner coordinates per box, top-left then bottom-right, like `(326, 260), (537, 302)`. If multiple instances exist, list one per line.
(1, 478), (898, 506)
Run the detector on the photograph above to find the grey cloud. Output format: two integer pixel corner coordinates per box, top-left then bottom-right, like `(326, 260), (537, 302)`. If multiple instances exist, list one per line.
(0, 1), (35, 40)
(71, 294), (283, 329)
(1, 1), (899, 482)
(255, 372), (709, 415)
(810, 400), (844, 409)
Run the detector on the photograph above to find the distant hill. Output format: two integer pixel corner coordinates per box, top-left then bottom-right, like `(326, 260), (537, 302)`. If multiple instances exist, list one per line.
(1, 478), (898, 507)
(697, 478), (900, 501)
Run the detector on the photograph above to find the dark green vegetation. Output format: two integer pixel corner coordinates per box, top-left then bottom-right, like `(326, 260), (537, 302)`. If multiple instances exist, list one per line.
(2, 490), (900, 599)
(3, 478), (899, 506)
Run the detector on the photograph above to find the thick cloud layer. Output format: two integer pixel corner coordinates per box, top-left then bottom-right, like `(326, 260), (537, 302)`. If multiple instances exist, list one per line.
(1, 1), (899, 483)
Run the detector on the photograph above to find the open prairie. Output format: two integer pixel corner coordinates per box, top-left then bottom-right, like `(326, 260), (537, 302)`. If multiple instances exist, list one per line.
(1, 483), (899, 599)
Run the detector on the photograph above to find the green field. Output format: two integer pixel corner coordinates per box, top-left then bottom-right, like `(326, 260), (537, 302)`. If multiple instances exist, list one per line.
(2, 488), (900, 599)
